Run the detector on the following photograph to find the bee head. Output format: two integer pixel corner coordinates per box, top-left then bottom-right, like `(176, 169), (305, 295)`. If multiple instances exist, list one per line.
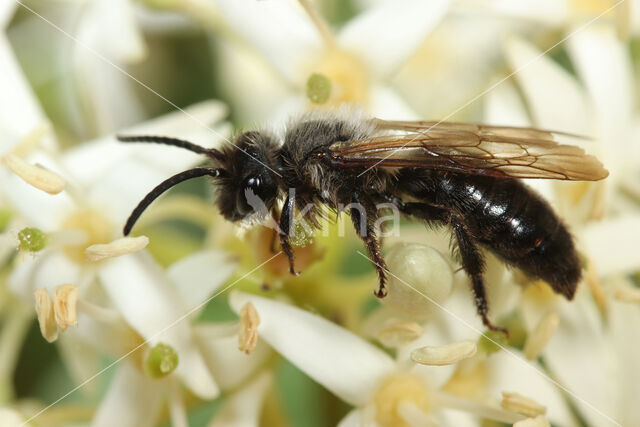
(211, 131), (281, 222)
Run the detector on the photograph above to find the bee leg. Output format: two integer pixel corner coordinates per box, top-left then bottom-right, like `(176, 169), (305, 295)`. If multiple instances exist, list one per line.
(269, 209), (280, 254)
(279, 194), (298, 276)
(351, 192), (387, 298)
(450, 217), (507, 335)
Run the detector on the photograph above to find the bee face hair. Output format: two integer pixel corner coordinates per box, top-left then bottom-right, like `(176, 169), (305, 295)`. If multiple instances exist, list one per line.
(212, 131), (282, 222)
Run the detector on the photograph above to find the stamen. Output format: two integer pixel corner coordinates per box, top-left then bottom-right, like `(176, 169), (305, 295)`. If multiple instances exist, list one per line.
(501, 391), (547, 418)
(411, 340), (477, 366)
(238, 302), (260, 354)
(377, 319), (423, 348)
(85, 236), (149, 261)
(10, 122), (51, 157)
(298, 0), (337, 48)
(77, 299), (122, 324)
(523, 311), (559, 360)
(435, 392), (525, 424)
(2, 154), (65, 194)
(34, 289), (58, 342)
(614, 286), (640, 304)
(514, 415), (550, 427)
(586, 263), (607, 315)
(53, 284), (78, 331)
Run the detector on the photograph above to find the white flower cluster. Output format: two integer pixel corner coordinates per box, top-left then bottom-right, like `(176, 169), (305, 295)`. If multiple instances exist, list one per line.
(1, 1), (640, 427)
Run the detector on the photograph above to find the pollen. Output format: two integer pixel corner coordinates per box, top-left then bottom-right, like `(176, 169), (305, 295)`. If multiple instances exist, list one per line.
(501, 391), (547, 418)
(374, 374), (431, 427)
(85, 236), (149, 261)
(238, 302), (260, 354)
(35, 288), (58, 343)
(2, 154), (65, 194)
(377, 319), (423, 348)
(411, 340), (477, 366)
(61, 209), (112, 263)
(524, 311), (559, 360)
(53, 284), (78, 331)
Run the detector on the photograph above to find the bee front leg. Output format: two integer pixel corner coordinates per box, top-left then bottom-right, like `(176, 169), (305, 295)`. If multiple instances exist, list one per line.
(450, 217), (507, 334)
(351, 192), (387, 298)
(279, 194), (298, 276)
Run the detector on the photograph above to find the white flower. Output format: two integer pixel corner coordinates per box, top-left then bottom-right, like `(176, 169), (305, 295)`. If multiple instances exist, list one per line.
(483, 30), (640, 426)
(228, 291), (575, 426)
(4, 101), (233, 401)
(212, 0), (451, 122)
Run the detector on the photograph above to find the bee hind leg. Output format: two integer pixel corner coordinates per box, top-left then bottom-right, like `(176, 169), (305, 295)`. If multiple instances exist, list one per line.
(450, 217), (508, 335)
(351, 192), (387, 298)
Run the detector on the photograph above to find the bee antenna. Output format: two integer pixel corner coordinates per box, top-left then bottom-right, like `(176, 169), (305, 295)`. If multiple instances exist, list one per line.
(117, 134), (220, 157)
(124, 167), (225, 236)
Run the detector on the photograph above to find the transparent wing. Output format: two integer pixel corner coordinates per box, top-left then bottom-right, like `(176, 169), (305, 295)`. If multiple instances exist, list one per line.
(326, 119), (609, 180)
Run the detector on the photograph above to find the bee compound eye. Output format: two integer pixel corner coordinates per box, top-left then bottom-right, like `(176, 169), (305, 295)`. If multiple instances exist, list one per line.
(245, 176), (261, 190)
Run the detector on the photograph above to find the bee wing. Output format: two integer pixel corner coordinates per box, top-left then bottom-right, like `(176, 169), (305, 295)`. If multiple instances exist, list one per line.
(326, 119), (609, 180)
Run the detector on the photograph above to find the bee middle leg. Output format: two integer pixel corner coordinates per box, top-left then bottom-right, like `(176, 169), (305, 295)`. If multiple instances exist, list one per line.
(351, 192), (387, 298)
(450, 217), (506, 334)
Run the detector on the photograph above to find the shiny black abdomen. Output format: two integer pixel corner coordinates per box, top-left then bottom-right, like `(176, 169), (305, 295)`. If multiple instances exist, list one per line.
(399, 170), (580, 298)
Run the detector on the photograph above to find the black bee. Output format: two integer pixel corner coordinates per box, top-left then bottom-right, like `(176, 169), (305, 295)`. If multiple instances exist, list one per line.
(118, 109), (608, 332)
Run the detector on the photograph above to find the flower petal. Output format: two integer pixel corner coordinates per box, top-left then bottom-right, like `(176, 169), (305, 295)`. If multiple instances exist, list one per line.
(609, 298), (640, 425)
(567, 26), (634, 180)
(214, 0), (322, 84)
(195, 323), (271, 392)
(0, 36), (47, 143)
(504, 36), (589, 134)
(486, 350), (579, 427)
(62, 100), (228, 185)
(82, 0), (147, 63)
(91, 361), (165, 427)
(168, 249), (236, 315)
(337, 409), (363, 427)
(339, 0), (451, 79)
(208, 371), (272, 427)
(368, 85), (419, 120)
(580, 215), (640, 276)
(9, 250), (82, 302)
(229, 291), (396, 406)
(97, 252), (219, 399)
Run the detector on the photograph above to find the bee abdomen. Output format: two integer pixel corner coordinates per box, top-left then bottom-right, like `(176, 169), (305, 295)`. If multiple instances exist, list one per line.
(461, 178), (581, 299)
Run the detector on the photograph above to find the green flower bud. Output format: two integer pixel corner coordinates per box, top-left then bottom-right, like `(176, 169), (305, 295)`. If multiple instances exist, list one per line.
(145, 343), (179, 378)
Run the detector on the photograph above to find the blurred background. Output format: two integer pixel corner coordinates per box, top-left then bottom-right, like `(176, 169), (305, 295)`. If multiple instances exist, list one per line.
(2, 0), (640, 426)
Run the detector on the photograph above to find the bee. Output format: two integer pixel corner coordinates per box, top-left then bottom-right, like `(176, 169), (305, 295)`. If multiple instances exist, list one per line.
(118, 109), (608, 332)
